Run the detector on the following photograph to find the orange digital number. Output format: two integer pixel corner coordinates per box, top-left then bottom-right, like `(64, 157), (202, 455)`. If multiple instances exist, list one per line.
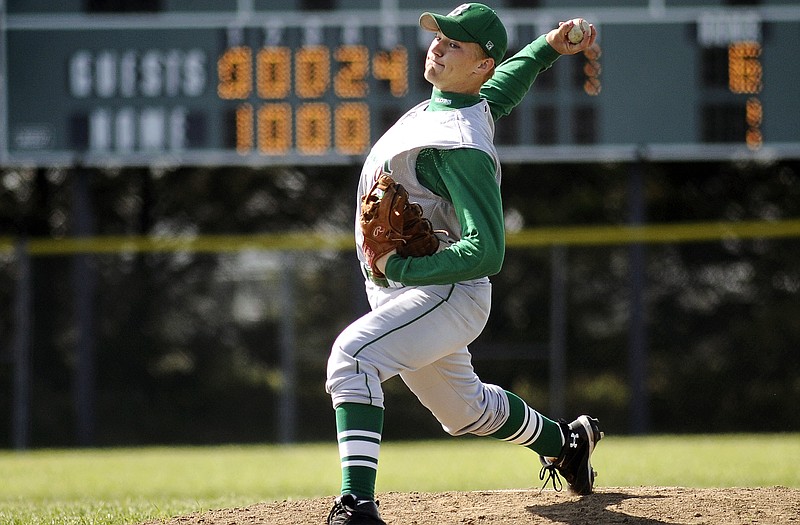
(235, 103), (254, 153)
(373, 47), (408, 97)
(745, 97), (763, 150)
(582, 43), (602, 96)
(257, 47), (291, 99)
(220, 41), (408, 155)
(745, 97), (762, 127)
(728, 42), (763, 150)
(296, 103), (331, 154)
(335, 102), (369, 154)
(218, 46), (252, 99)
(296, 47), (330, 99)
(728, 41), (762, 94)
(334, 45), (369, 98)
(746, 127), (763, 150)
(258, 103), (292, 154)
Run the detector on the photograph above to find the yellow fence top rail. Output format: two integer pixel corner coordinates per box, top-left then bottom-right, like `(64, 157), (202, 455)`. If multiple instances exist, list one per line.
(2, 218), (800, 256)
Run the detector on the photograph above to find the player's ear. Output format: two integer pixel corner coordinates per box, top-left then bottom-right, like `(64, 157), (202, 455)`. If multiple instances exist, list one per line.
(476, 57), (494, 72)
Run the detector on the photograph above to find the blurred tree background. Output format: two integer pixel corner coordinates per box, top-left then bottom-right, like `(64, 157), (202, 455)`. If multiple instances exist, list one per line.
(1, 159), (799, 447)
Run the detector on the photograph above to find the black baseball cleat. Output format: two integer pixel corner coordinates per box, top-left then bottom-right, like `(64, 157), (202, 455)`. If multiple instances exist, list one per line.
(327, 494), (387, 525)
(539, 415), (603, 495)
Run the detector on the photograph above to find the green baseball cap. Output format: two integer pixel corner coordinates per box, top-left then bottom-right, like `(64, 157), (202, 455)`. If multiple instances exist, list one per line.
(419, 3), (508, 64)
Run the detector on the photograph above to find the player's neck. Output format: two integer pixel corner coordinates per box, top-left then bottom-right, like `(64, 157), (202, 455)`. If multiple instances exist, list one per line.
(428, 88), (482, 111)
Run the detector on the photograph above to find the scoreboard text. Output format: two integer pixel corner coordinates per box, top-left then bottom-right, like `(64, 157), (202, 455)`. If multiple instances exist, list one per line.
(3, 6), (800, 166)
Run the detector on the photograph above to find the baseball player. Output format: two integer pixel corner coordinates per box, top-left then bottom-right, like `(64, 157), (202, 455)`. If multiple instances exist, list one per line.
(326, 4), (601, 524)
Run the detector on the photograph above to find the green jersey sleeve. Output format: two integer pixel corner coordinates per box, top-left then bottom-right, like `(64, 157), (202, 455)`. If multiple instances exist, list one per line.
(384, 147), (504, 285)
(481, 34), (561, 121)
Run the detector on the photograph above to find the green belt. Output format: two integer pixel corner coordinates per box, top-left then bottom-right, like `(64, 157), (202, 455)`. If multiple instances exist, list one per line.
(361, 264), (403, 288)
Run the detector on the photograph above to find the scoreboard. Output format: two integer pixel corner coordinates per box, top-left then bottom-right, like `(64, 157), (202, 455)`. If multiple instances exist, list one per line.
(2, 2), (800, 167)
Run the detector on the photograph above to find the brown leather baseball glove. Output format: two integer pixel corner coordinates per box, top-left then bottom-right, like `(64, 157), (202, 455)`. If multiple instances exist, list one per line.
(360, 175), (439, 278)
(397, 202), (439, 258)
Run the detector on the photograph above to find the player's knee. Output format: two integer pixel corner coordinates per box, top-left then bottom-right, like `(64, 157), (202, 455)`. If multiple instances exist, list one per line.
(433, 409), (492, 437)
(433, 384), (507, 437)
(440, 423), (469, 437)
(326, 344), (384, 408)
(438, 415), (498, 437)
(326, 340), (354, 382)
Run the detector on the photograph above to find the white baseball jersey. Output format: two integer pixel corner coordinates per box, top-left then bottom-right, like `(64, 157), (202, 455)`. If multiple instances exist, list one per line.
(354, 99), (501, 270)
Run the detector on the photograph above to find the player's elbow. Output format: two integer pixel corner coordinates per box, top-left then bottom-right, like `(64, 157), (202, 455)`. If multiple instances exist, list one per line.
(483, 248), (504, 276)
(486, 253), (504, 276)
(471, 237), (504, 276)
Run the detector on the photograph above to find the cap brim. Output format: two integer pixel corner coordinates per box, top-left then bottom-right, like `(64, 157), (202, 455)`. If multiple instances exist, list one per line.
(419, 12), (440, 33)
(419, 12), (476, 43)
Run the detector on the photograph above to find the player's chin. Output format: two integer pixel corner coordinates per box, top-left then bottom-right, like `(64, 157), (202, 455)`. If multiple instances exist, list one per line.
(424, 59), (441, 73)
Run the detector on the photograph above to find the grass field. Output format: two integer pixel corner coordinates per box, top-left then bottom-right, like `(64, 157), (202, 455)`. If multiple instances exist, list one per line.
(1, 434), (798, 525)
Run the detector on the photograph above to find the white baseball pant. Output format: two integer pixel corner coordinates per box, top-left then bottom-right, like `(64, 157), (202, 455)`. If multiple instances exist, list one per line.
(326, 278), (511, 437)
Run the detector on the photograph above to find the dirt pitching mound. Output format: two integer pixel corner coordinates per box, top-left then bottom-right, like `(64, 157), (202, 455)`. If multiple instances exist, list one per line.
(149, 486), (799, 524)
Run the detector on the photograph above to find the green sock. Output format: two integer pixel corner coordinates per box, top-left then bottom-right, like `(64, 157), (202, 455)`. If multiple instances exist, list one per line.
(335, 402), (384, 500)
(489, 391), (564, 457)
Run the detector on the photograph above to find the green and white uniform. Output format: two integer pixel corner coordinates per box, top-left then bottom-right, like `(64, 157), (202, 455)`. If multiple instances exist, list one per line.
(326, 36), (564, 501)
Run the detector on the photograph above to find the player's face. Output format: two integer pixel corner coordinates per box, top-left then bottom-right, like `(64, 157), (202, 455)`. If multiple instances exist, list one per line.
(423, 33), (492, 94)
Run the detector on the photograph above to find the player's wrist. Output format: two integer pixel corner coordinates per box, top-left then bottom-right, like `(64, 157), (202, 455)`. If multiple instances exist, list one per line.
(375, 249), (396, 276)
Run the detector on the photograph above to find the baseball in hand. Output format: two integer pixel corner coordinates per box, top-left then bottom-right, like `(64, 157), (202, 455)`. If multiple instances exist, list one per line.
(567, 19), (590, 44)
